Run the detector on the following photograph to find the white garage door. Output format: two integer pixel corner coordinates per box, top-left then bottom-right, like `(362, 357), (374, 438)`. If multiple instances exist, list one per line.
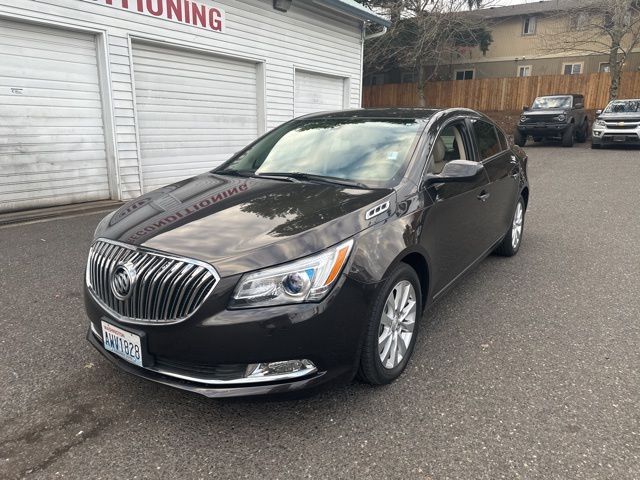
(132, 43), (259, 192)
(0, 19), (110, 213)
(295, 70), (346, 117)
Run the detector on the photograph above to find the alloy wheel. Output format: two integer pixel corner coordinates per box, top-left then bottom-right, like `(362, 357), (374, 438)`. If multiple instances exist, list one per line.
(511, 201), (524, 249)
(378, 280), (417, 370)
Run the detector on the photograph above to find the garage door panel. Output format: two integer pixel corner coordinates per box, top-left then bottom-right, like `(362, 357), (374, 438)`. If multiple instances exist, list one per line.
(133, 61), (257, 82)
(1, 188), (110, 211)
(0, 20), (109, 212)
(133, 42), (259, 192)
(295, 70), (345, 117)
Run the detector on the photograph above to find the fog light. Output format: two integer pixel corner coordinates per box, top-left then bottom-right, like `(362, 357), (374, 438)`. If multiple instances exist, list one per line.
(245, 359), (316, 379)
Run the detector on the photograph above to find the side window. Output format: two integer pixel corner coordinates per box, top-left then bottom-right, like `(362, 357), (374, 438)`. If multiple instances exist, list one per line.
(427, 123), (468, 174)
(496, 128), (508, 151)
(472, 120), (501, 160)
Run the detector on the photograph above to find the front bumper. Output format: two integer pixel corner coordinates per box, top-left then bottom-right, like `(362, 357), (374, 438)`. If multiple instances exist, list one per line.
(592, 129), (640, 146)
(85, 275), (379, 398)
(517, 123), (570, 136)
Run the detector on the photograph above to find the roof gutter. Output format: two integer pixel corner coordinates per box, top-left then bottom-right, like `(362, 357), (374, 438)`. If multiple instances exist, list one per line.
(311, 0), (391, 27)
(364, 26), (387, 40)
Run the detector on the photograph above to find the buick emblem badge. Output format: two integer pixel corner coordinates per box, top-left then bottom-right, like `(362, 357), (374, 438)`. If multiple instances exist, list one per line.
(111, 262), (137, 301)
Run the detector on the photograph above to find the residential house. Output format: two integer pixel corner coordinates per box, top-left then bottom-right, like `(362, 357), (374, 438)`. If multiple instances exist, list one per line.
(364, 0), (640, 85)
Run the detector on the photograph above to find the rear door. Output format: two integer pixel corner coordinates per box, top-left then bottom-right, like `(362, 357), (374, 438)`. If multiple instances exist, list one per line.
(470, 119), (520, 243)
(419, 120), (492, 296)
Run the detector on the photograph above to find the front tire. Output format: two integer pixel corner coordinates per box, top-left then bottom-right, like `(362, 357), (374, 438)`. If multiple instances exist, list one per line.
(576, 121), (588, 143)
(561, 125), (575, 147)
(357, 263), (422, 385)
(494, 197), (525, 257)
(514, 130), (527, 147)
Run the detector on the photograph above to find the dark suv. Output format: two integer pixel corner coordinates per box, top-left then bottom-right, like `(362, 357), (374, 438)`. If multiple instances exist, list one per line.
(515, 94), (589, 148)
(85, 108), (529, 398)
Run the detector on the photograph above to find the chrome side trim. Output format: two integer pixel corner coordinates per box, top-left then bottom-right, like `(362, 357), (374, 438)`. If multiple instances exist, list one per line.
(152, 364), (318, 386)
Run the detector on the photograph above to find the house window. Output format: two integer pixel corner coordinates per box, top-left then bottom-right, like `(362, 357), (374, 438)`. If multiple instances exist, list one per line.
(454, 69), (474, 80)
(571, 12), (589, 30)
(563, 63), (583, 75)
(370, 74), (384, 86)
(517, 65), (532, 77)
(401, 72), (415, 83)
(599, 63), (610, 73)
(522, 16), (537, 35)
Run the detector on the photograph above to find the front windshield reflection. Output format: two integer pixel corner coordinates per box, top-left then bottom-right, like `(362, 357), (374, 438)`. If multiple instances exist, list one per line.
(532, 96), (572, 110)
(216, 118), (423, 188)
(605, 100), (640, 113)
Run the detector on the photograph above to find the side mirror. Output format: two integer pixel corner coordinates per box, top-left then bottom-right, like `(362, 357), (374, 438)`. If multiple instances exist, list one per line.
(575, 103), (584, 109)
(595, 109), (603, 116)
(425, 160), (485, 186)
(523, 105), (530, 111)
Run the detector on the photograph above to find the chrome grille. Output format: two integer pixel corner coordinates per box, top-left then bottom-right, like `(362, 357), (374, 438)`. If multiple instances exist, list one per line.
(604, 120), (640, 129)
(86, 239), (219, 324)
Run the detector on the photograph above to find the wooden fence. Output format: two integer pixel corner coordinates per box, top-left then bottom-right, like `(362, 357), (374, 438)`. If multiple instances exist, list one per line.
(363, 72), (640, 110)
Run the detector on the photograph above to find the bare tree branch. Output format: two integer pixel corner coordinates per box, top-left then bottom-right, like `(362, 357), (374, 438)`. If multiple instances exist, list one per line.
(540, 0), (640, 100)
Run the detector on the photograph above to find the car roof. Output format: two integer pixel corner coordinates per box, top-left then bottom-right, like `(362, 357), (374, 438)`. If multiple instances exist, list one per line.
(297, 108), (478, 120)
(537, 94), (582, 98)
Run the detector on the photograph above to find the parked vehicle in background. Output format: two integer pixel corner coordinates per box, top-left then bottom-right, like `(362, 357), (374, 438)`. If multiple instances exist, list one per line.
(84, 108), (529, 398)
(515, 94), (589, 148)
(591, 99), (640, 148)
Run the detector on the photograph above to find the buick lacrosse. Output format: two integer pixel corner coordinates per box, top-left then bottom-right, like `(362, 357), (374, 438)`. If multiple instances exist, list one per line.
(85, 108), (529, 397)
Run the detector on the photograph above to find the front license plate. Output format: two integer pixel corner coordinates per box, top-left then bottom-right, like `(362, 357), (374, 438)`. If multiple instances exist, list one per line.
(536, 123), (545, 128)
(614, 135), (626, 142)
(101, 321), (143, 367)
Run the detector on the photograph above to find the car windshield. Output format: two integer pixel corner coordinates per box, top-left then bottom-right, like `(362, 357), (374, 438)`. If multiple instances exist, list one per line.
(214, 118), (424, 188)
(531, 96), (573, 110)
(604, 100), (640, 113)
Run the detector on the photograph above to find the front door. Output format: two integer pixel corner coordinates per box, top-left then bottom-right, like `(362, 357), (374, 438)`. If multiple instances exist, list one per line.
(419, 121), (493, 296)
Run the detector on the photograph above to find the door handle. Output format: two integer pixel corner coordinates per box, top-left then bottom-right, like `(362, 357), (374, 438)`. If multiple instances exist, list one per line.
(477, 191), (490, 202)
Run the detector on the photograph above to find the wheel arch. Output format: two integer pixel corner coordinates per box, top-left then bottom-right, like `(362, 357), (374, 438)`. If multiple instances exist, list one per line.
(399, 251), (431, 311)
(521, 186), (530, 209)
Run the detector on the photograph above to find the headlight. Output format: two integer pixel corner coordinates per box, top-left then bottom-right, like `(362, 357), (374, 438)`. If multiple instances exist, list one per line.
(230, 239), (354, 308)
(595, 119), (607, 128)
(520, 116), (528, 123)
(556, 114), (567, 122)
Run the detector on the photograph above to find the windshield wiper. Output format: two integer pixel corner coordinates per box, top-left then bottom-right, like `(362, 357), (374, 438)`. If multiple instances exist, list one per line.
(257, 172), (369, 189)
(215, 169), (296, 182)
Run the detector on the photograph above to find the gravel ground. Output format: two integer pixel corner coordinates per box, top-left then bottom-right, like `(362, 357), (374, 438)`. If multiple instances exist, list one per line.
(1, 143), (639, 480)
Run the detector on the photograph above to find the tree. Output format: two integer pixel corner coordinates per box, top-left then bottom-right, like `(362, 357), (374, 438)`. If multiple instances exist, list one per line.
(542, 0), (640, 100)
(358, 0), (493, 106)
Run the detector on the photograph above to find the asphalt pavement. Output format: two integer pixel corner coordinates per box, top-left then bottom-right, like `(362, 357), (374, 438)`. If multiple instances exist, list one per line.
(1, 143), (639, 480)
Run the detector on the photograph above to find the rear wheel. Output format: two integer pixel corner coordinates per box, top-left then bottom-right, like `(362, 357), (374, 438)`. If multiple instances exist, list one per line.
(357, 263), (421, 385)
(494, 197), (525, 257)
(514, 130), (527, 147)
(576, 121), (588, 143)
(561, 125), (575, 148)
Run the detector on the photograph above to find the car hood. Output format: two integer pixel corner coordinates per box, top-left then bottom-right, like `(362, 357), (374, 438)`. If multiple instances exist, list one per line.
(597, 112), (640, 121)
(522, 110), (566, 117)
(95, 173), (394, 277)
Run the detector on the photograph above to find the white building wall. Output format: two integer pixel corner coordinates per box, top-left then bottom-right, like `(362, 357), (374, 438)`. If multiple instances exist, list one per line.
(0, 0), (364, 202)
